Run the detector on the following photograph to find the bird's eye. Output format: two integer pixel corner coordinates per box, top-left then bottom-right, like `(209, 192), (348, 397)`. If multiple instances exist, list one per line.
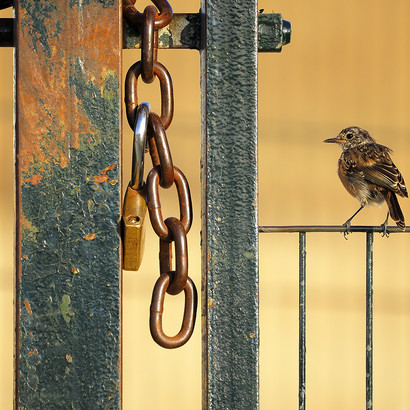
(346, 133), (354, 140)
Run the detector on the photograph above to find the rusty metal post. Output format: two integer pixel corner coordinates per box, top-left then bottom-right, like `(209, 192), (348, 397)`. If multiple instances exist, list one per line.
(15, 1), (122, 407)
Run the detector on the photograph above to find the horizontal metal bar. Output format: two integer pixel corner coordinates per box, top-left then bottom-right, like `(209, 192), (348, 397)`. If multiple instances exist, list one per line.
(0, 17), (12, 47)
(259, 225), (410, 233)
(1, 14), (291, 51)
(125, 13), (290, 51)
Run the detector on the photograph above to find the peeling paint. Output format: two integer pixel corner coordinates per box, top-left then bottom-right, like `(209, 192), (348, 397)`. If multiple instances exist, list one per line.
(24, 300), (32, 315)
(100, 163), (116, 175)
(94, 175), (109, 183)
(60, 294), (74, 324)
(16, 0), (121, 407)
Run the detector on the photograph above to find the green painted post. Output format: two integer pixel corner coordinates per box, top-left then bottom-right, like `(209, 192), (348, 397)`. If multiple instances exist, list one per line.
(15, 0), (122, 407)
(200, 1), (259, 408)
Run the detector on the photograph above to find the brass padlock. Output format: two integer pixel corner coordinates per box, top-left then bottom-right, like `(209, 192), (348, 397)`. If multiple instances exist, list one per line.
(122, 183), (147, 270)
(122, 102), (150, 271)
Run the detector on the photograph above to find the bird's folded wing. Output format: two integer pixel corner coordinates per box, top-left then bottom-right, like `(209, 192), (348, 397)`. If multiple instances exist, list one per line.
(361, 161), (408, 197)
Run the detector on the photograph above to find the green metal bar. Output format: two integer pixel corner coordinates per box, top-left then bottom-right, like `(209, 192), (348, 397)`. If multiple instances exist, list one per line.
(200, 0), (259, 408)
(299, 232), (306, 410)
(1, 14), (291, 51)
(259, 225), (409, 233)
(15, 1), (122, 407)
(366, 232), (373, 409)
(0, 17), (12, 47)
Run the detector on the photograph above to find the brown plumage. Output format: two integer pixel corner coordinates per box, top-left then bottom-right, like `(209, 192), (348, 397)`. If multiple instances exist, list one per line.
(324, 126), (407, 235)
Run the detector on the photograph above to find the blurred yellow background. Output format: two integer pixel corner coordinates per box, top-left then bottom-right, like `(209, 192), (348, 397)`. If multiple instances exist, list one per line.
(1, 0), (410, 409)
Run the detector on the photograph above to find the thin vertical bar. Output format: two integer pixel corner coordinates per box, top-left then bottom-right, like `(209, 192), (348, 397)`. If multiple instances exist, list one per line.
(299, 232), (306, 410)
(366, 232), (374, 409)
(200, 0), (259, 408)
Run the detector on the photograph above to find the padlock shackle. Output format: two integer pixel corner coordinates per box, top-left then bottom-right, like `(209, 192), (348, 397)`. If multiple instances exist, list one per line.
(131, 102), (150, 189)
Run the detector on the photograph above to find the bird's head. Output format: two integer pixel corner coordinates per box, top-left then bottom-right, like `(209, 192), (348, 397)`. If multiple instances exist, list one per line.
(324, 126), (375, 150)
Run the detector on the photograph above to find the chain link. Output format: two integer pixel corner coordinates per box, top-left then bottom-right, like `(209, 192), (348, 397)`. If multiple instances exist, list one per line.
(125, 60), (174, 130)
(123, 0), (173, 30)
(123, 0), (197, 349)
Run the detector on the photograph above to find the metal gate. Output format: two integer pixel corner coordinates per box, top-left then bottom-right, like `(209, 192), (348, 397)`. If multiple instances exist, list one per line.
(2, 0), (409, 408)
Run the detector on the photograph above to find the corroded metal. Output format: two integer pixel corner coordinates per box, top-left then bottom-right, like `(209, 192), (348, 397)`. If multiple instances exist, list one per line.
(201, 0), (259, 408)
(123, 0), (173, 30)
(258, 13), (291, 52)
(146, 166), (192, 241)
(160, 217), (188, 295)
(15, 0), (122, 407)
(123, 13), (200, 49)
(150, 273), (197, 349)
(2, 14), (291, 50)
(124, 13), (290, 51)
(125, 60), (174, 130)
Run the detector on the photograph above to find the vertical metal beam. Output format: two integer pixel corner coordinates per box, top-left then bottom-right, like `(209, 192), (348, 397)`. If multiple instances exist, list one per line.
(200, 1), (259, 409)
(299, 232), (306, 409)
(366, 232), (374, 409)
(15, 1), (122, 407)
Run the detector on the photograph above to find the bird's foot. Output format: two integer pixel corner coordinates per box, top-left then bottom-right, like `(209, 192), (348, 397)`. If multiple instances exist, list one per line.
(380, 221), (390, 238)
(342, 220), (352, 240)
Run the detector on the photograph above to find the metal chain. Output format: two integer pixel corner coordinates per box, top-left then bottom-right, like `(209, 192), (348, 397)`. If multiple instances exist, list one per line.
(123, 0), (197, 349)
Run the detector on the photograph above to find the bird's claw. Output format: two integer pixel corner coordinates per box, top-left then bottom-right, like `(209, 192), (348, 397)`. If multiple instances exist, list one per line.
(342, 221), (351, 240)
(380, 222), (389, 238)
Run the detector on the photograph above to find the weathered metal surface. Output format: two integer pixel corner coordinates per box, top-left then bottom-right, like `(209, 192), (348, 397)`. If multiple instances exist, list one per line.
(15, 0), (122, 407)
(201, 0), (259, 408)
(299, 232), (306, 410)
(124, 13), (199, 49)
(366, 232), (374, 410)
(258, 13), (291, 52)
(2, 13), (291, 50)
(125, 12), (290, 51)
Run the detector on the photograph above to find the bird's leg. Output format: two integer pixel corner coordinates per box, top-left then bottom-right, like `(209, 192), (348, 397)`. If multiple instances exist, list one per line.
(343, 205), (364, 239)
(380, 210), (390, 238)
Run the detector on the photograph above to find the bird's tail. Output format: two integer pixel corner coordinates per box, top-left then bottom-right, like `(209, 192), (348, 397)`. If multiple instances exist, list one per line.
(385, 191), (406, 231)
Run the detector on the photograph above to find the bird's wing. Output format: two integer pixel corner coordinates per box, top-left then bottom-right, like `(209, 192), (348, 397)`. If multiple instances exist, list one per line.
(357, 145), (408, 198)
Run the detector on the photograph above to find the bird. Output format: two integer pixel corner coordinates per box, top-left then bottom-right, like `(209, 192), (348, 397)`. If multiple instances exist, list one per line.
(324, 126), (407, 237)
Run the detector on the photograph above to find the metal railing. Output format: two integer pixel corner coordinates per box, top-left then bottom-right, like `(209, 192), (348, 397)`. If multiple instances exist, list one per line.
(260, 225), (409, 410)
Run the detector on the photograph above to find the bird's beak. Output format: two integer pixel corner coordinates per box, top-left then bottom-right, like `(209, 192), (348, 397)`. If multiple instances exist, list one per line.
(323, 137), (339, 143)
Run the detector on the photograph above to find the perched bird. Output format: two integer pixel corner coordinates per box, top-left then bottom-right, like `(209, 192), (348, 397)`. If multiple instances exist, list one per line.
(324, 126), (407, 236)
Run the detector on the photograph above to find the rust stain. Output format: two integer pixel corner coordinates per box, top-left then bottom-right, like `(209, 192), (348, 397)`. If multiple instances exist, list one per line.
(24, 300), (32, 315)
(249, 333), (255, 339)
(71, 268), (79, 274)
(94, 175), (109, 183)
(28, 349), (38, 355)
(110, 179), (118, 185)
(17, 4), (120, 180)
(66, 354), (72, 363)
(83, 233), (96, 241)
(208, 297), (215, 310)
(101, 163), (117, 175)
(24, 174), (43, 185)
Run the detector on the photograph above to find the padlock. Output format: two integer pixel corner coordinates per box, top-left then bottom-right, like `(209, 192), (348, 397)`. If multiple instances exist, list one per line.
(122, 183), (147, 271)
(122, 102), (150, 271)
